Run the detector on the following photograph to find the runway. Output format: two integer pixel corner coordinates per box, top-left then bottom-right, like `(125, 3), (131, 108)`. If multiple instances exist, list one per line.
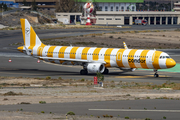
(0, 100), (180, 120)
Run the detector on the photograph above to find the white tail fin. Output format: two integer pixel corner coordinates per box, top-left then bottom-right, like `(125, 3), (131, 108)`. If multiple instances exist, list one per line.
(20, 19), (42, 48)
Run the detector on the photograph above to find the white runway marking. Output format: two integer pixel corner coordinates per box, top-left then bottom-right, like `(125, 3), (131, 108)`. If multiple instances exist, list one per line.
(89, 109), (180, 113)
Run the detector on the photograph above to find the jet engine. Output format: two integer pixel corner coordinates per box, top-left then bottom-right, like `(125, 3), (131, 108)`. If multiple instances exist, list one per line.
(87, 63), (105, 73)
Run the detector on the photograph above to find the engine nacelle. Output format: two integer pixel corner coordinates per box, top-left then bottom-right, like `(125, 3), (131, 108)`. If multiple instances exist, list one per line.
(87, 63), (105, 73)
(120, 68), (136, 72)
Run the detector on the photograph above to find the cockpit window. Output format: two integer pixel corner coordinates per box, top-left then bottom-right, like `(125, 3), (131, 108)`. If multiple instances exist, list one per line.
(160, 56), (171, 59)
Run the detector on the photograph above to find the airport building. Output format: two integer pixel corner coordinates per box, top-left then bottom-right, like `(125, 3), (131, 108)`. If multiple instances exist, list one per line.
(95, 11), (180, 25)
(174, 2), (180, 11)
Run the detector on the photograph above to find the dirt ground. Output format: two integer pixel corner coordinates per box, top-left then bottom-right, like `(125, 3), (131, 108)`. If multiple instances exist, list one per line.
(0, 78), (180, 106)
(39, 30), (180, 49)
(0, 78), (179, 120)
(0, 111), (142, 120)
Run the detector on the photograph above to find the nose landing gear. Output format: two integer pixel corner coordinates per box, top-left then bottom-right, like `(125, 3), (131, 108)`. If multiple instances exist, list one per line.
(154, 70), (159, 77)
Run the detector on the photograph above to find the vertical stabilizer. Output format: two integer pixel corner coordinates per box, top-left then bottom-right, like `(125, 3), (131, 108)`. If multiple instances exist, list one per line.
(20, 19), (42, 48)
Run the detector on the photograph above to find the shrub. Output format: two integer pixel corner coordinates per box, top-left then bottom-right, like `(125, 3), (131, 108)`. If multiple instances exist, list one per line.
(163, 116), (166, 119)
(41, 111), (45, 113)
(145, 118), (151, 120)
(96, 72), (104, 81)
(146, 97), (150, 99)
(46, 76), (51, 80)
(81, 78), (85, 82)
(125, 116), (129, 119)
(67, 111), (75, 115)
(109, 36), (113, 38)
(39, 101), (46, 104)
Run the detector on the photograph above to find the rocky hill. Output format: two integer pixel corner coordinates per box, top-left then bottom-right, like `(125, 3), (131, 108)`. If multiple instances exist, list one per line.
(0, 10), (54, 27)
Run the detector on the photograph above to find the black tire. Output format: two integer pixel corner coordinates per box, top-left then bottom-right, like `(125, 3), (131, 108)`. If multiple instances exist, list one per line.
(103, 69), (109, 74)
(80, 69), (88, 75)
(154, 74), (159, 78)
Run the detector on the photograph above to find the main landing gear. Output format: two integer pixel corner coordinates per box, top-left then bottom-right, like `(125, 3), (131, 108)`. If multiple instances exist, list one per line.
(103, 68), (109, 74)
(154, 70), (159, 78)
(80, 68), (109, 75)
(80, 69), (88, 75)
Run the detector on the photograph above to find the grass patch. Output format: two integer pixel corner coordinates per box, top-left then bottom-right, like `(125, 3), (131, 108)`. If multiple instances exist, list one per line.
(3, 91), (23, 96)
(103, 114), (113, 118)
(121, 81), (180, 90)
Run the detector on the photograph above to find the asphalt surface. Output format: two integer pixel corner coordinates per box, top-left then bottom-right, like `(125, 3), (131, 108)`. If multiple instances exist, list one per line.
(0, 55), (180, 85)
(0, 100), (180, 120)
(0, 25), (180, 119)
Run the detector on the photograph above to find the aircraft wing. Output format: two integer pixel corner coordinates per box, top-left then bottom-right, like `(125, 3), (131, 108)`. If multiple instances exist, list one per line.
(39, 57), (106, 64)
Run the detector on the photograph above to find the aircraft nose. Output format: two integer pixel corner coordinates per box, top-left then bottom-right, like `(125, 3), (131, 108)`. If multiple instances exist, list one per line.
(166, 59), (176, 68)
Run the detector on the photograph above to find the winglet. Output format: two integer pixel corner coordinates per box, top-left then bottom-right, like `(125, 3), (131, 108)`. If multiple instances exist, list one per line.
(123, 42), (128, 49)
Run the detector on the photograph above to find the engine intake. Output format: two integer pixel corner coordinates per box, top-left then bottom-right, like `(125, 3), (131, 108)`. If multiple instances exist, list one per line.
(87, 63), (105, 73)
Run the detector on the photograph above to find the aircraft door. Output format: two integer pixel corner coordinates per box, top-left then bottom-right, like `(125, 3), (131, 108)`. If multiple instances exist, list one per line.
(149, 52), (155, 63)
(117, 52), (122, 61)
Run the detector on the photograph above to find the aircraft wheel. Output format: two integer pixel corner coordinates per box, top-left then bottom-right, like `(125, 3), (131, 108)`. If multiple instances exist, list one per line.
(154, 73), (159, 78)
(80, 69), (88, 75)
(103, 68), (109, 74)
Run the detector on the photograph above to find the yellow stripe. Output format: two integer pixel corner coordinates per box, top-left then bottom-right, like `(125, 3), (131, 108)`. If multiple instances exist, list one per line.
(47, 46), (56, 57)
(37, 43), (46, 56)
(116, 49), (125, 67)
(104, 48), (114, 67)
(20, 19), (25, 45)
(59, 46), (68, 58)
(152, 51), (162, 69)
(128, 49), (137, 68)
(81, 47), (90, 60)
(70, 47), (79, 59)
(140, 50), (149, 69)
(93, 48), (102, 61)
(30, 26), (36, 47)
(28, 26), (36, 54)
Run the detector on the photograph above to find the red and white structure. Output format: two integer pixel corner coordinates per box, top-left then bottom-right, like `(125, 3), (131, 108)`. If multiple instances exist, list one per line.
(37, 59), (40, 63)
(9, 59), (12, 62)
(83, 2), (94, 25)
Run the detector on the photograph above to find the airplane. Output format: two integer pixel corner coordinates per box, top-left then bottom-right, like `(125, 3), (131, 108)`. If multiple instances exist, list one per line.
(17, 19), (176, 77)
